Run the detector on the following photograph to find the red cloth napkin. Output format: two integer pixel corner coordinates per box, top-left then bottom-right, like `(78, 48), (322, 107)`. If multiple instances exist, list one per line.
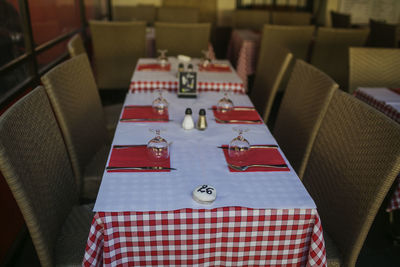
(107, 145), (171, 172)
(222, 145), (289, 172)
(390, 88), (400, 95)
(137, 63), (171, 71)
(121, 106), (169, 122)
(198, 63), (231, 72)
(212, 106), (262, 124)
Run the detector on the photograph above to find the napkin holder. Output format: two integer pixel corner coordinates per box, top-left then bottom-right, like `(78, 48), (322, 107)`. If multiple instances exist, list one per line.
(178, 71), (197, 98)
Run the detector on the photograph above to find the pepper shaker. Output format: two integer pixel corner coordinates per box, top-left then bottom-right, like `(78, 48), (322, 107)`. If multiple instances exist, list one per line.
(182, 108), (194, 130)
(196, 109), (207, 130)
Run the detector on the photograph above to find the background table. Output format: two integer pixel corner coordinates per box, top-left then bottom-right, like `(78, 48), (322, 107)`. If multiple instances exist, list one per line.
(227, 29), (261, 91)
(354, 87), (400, 212)
(83, 64), (327, 266)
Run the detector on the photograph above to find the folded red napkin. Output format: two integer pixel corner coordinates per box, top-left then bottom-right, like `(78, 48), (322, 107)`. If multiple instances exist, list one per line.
(221, 145), (289, 172)
(212, 106), (262, 124)
(121, 105), (169, 122)
(390, 88), (400, 95)
(107, 145), (171, 172)
(198, 63), (231, 72)
(137, 63), (171, 71)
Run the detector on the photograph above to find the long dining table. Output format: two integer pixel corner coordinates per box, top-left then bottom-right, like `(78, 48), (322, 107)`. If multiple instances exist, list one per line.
(83, 58), (327, 266)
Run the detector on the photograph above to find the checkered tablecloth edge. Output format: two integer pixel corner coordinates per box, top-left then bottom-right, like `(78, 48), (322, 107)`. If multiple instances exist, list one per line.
(83, 207), (327, 267)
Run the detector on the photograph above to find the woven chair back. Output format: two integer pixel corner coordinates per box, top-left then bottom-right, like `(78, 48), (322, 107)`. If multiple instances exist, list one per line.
(157, 7), (199, 23)
(349, 47), (400, 93)
(232, 10), (270, 31)
(367, 19), (399, 48)
(67, 34), (86, 57)
(113, 5), (156, 24)
(273, 60), (338, 179)
(251, 45), (293, 123)
(155, 22), (210, 57)
(330, 11), (351, 28)
(89, 20), (146, 89)
(271, 11), (312, 25)
(0, 87), (78, 267)
(41, 54), (109, 195)
(311, 27), (369, 91)
(302, 90), (400, 266)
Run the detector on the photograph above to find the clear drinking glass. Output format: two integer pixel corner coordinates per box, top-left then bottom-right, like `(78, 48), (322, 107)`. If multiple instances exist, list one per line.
(228, 127), (250, 163)
(217, 89), (234, 113)
(152, 89), (168, 115)
(147, 129), (169, 161)
(201, 49), (211, 67)
(157, 49), (168, 67)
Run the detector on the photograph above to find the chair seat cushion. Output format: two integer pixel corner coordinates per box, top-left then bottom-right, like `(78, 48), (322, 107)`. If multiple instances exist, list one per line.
(324, 231), (342, 267)
(82, 144), (110, 200)
(55, 203), (94, 266)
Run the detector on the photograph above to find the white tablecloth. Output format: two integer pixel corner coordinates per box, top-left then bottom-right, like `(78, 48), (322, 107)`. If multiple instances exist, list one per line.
(94, 91), (315, 212)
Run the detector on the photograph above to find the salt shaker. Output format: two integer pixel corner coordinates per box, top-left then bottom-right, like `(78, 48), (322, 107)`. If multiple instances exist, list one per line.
(182, 108), (194, 130)
(196, 109), (207, 130)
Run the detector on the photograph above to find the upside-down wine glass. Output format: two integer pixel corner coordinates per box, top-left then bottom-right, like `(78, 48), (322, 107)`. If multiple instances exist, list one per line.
(228, 127), (250, 164)
(201, 49), (211, 67)
(216, 88), (234, 113)
(147, 128), (169, 161)
(152, 89), (169, 115)
(157, 49), (168, 67)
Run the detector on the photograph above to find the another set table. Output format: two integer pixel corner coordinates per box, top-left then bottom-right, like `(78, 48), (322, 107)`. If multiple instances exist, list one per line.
(227, 29), (261, 91)
(83, 59), (327, 266)
(354, 87), (400, 211)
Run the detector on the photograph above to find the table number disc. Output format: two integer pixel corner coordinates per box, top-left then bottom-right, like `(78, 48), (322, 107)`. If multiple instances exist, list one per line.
(192, 185), (216, 204)
(178, 71), (197, 98)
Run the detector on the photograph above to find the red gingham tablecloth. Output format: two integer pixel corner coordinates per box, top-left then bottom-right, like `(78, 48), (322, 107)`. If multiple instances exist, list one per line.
(83, 207), (326, 266)
(227, 30), (261, 91)
(354, 89), (400, 211)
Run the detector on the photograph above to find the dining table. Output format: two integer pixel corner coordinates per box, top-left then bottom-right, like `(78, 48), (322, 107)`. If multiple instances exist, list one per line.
(227, 29), (261, 91)
(83, 58), (327, 266)
(354, 87), (400, 212)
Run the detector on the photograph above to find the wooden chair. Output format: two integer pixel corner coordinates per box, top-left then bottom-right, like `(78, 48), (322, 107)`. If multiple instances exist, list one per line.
(155, 22), (210, 57)
(302, 90), (400, 267)
(273, 60), (338, 179)
(67, 34), (122, 140)
(232, 10), (270, 31)
(157, 7), (199, 23)
(349, 47), (400, 93)
(250, 45), (293, 123)
(41, 54), (111, 200)
(330, 11), (351, 28)
(271, 11), (312, 25)
(0, 87), (93, 267)
(113, 5), (157, 25)
(310, 27), (369, 91)
(367, 19), (399, 48)
(89, 20), (146, 89)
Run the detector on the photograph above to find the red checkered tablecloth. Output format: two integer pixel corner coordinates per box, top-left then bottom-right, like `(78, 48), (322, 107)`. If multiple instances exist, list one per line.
(227, 30), (261, 91)
(83, 207), (326, 266)
(354, 89), (400, 211)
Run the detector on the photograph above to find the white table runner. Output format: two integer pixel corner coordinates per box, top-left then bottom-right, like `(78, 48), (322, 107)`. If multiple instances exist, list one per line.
(94, 91), (316, 212)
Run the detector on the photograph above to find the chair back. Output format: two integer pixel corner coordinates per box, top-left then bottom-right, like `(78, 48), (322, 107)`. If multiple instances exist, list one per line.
(330, 11), (351, 28)
(261, 24), (314, 61)
(113, 5), (156, 25)
(232, 10), (270, 31)
(367, 19), (399, 48)
(157, 7), (199, 23)
(155, 22), (210, 57)
(89, 20), (146, 89)
(349, 47), (400, 93)
(271, 11), (312, 25)
(311, 27), (369, 91)
(251, 45), (293, 123)
(0, 87), (78, 267)
(41, 54), (109, 195)
(302, 90), (400, 267)
(273, 60), (338, 179)
(67, 34), (85, 57)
